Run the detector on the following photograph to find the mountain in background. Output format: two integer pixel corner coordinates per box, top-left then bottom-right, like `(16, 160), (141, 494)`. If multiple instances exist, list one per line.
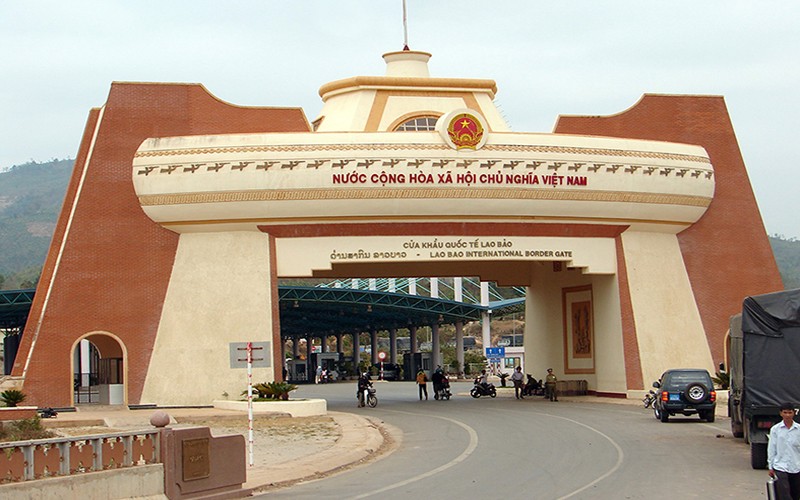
(1, 159), (799, 291)
(0, 159), (73, 288)
(769, 234), (800, 289)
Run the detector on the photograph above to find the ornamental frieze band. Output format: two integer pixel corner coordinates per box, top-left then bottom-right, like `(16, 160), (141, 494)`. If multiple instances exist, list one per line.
(133, 142), (711, 164)
(138, 187), (711, 208)
(135, 157), (713, 180)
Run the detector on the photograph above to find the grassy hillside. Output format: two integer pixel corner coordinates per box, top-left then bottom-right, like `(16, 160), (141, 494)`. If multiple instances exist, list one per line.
(0, 159), (799, 292)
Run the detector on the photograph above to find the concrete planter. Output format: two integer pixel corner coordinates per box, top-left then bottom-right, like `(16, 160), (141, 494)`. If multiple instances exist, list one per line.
(0, 406), (37, 421)
(213, 399), (327, 417)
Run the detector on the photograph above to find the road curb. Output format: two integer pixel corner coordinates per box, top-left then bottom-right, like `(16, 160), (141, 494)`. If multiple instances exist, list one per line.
(245, 410), (392, 493)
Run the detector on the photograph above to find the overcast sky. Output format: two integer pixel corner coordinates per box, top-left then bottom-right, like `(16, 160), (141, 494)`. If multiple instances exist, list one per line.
(2, 1), (798, 238)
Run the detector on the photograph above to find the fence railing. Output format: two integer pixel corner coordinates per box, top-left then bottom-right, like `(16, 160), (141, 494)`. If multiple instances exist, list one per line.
(0, 429), (160, 483)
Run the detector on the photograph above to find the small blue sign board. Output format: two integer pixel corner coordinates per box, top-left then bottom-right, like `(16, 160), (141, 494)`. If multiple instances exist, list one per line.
(485, 347), (505, 359)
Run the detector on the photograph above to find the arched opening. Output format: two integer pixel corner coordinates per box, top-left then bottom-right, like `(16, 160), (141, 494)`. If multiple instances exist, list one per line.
(72, 332), (126, 406)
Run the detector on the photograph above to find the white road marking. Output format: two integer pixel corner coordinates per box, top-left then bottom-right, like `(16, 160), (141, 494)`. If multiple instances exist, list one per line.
(544, 412), (625, 500)
(349, 410), (479, 499)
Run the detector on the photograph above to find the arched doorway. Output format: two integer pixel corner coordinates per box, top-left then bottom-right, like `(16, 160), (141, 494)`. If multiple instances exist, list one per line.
(72, 332), (127, 405)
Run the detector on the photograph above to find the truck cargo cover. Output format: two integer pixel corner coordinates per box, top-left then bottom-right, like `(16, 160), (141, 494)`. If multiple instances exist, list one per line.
(742, 288), (800, 407)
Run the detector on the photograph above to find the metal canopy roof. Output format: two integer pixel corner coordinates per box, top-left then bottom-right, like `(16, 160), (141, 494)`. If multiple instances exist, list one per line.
(278, 286), (498, 337)
(0, 286), (524, 336)
(0, 289), (34, 330)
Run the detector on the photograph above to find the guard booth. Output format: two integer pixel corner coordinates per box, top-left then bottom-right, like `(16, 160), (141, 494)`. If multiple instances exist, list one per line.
(311, 352), (342, 381)
(286, 358), (308, 383)
(403, 352), (431, 381)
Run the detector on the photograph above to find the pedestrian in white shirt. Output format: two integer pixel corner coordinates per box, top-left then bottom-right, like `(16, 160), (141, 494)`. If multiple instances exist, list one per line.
(510, 366), (525, 399)
(768, 402), (800, 500)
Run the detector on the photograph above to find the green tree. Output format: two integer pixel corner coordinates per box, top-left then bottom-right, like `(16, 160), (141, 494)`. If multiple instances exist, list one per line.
(463, 350), (487, 376)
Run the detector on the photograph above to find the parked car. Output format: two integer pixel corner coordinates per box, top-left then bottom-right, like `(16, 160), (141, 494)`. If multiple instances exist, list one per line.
(652, 368), (716, 422)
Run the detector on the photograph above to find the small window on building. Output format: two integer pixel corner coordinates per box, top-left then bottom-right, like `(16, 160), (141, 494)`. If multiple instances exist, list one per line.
(395, 116), (438, 131)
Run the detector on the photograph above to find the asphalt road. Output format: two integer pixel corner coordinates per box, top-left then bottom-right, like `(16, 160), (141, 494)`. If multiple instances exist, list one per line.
(258, 381), (765, 499)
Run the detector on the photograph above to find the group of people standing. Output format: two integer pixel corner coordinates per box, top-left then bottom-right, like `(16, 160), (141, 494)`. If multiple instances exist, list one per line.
(415, 366), (449, 400)
(417, 365), (559, 402)
(509, 366), (558, 401)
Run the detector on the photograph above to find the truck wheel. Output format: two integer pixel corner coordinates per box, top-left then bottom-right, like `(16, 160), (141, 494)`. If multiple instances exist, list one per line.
(684, 382), (709, 403)
(660, 410), (669, 423)
(751, 442), (768, 470)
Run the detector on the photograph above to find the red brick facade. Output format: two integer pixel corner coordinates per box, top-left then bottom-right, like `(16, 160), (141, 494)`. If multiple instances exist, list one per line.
(16, 89), (779, 405)
(556, 94), (783, 380)
(14, 83), (309, 407)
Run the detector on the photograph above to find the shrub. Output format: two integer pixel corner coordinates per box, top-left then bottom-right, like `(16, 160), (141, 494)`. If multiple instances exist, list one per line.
(243, 381), (298, 401)
(0, 389), (26, 407)
(0, 416), (54, 442)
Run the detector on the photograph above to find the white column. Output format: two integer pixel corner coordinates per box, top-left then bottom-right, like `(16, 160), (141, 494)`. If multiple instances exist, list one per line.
(455, 321), (464, 376)
(389, 278), (396, 293)
(139, 231), (274, 405)
(430, 277), (439, 298)
(482, 312), (491, 354)
(481, 281), (491, 351)
(409, 278), (417, 295)
(80, 339), (91, 387)
(454, 277), (463, 302)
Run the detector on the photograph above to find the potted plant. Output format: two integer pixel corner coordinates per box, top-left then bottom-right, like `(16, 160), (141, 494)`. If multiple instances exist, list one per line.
(1, 389), (26, 407)
(712, 370), (730, 390)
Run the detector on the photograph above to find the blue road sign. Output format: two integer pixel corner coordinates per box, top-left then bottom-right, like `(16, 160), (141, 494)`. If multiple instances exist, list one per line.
(485, 347), (505, 359)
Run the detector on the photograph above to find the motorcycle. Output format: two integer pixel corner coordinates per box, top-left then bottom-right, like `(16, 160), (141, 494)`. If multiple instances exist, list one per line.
(522, 375), (544, 397)
(470, 378), (497, 398)
(37, 407), (58, 418)
(434, 378), (452, 400)
(358, 384), (378, 408)
(642, 389), (657, 409)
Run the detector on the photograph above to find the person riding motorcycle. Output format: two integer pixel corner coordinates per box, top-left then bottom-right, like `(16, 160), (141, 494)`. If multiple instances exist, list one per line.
(432, 366), (445, 398)
(478, 369), (490, 391)
(357, 372), (372, 407)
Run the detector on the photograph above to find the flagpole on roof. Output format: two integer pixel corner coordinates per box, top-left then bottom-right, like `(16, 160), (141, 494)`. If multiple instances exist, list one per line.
(402, 0), (409, 50)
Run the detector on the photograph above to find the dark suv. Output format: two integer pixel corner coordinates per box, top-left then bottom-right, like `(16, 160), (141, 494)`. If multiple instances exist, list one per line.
(652, 369), (716, 422)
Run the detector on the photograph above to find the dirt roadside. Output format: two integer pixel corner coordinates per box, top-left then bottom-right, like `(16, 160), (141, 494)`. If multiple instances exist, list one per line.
(37, 408), (397, 493)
